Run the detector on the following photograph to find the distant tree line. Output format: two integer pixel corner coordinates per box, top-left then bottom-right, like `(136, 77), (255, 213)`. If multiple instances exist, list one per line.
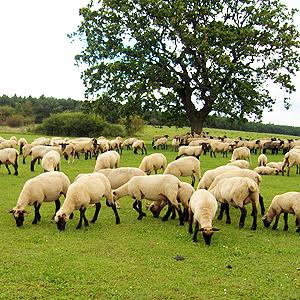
(1, 94), (300, 137)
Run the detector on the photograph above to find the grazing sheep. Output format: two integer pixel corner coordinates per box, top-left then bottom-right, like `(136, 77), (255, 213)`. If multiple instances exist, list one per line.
(266, 162), (285, 175)
(148, 182), (195, 221)
(253, 166), (279, 175)
(54, 173), (120, 231)
(230, 147), (251, 162)
(227, 160), (250, 169)
(121, 138), (138, 150)
(171, 137), (180, 152)
(282, 149), (300, 176)
(22, 143), (34, 164)
(163, 156), (201, 187)
(68, 138), (96, 160)
(132, 140), (147, 155)
(0, 148), (19, 175)
(175, 145), (203, 160)
(153, 136), (168, 150)
(9, 171), (70, 227)
(94, 150), (120, 172)
(96, 138), (110, 154)
(151, 135), (168, 146)
(197, 165), (240, 190)
(209, 177), (259, 230)
(42, 150), (61, 172)
(139, 153), (167, 175)
(209, 141), (231, 158)
(112, 174), (185, 225)
(109, 139), (123, 154)
(18, 137), (28, 155)
(262, 192), (300, 233)
(257, 154), (268, 166)
(188, 189), (220, 245)
(0, 139), (17, 150)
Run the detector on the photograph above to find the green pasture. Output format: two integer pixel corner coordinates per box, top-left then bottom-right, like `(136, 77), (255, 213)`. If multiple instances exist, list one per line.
(0, 128), (299, 299)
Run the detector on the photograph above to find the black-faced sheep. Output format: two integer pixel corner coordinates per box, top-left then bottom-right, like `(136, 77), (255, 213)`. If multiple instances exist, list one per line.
(94, 150), (120, 172)
(132, 140), (147, 155)
(0, 148), (19, 175)
(42, 150), (61, 172)
(139, 153), (167, 175)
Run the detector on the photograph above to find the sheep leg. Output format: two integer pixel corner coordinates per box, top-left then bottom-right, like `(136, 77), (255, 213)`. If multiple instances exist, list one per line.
(5, 165), (11, 175)
(90, 202), (101, 223)
(296, 217), (300, 233)
(162, 203), (173, 221)
(191, 175), (195, 187)
(192, 222), (199, 242)
(183, 207), (189, 222)
(175, 204), (184, 225)
(22, 157), (26, 164)
(188, 210), (194, 234)
(283, 213), (288, 231)
(239, 207), (247, 228)
(259, 194), (265, 216)
(224, 204), (231, 224)
(111, 203), (120, 224)
(272, 215), (280, 230)
(32, 202), (41, 225)
(250, 203), (257, 231)
(76, 206), (89, 229)
(30, 158), (38, 172)
(12, 162), (18, 176)
(217, 203), (225, 221)
(52, 199), (61, 219)
(133, 200), (146, 220)
(171, 207), (177, 219)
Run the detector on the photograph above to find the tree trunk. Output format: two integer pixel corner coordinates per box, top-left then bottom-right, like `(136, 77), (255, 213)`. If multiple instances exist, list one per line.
(190, 115), (205, 134)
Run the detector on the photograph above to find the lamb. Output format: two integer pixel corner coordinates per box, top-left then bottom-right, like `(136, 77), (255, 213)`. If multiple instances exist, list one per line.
(163, 156), (201, 187)
(132, 140), (147, 155)
(188, 189), (220, 245)
(42, 150), (61, 172)
(17, 137), (28, 155)
(230, 146), (251, 162)
(197, 165), (240, 190)
(112, 174), (185, 225)
(94, 150), (120, 172)
(153, 136), (168, 150)
(209, 177), (259, 230)
(257, 154), (268, 166)
(253, 166), (279, 175)
(9, 171), (70, 227)
(262, 192), (300, 233)
(175, 145), (203, 160)
(227, 160), (250, 169)
(0, 148), (19, 175)
(139, 153), (167, 175)
(54, 173), (120, 231)
(282, 149), (300, 176)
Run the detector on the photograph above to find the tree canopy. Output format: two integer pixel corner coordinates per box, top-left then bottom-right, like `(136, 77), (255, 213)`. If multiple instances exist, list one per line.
(72, 0), (300, 133)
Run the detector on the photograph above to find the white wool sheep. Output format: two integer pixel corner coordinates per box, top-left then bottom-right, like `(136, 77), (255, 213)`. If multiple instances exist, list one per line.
(109, 139), (123, 154)
(266, 162), (285, 175)
(153, 136), (168, 150)
(163, 156), (201, 187)
(253, 166), (279, 175)
(54, 173), (120, 231)
(148, 182), (195, 221)
(171, 137), (180, 152)
(97, 138), (110, 154)
(227, 160), (250, 169)
(17, 137), (28, 155)
(42, 150), (61, 172)
(209, 141), (231, 158)
(132, 140), (147, 155)
(94, 150), (120, 172)
(197, 165), (240, 190)
(9, 171), (70, 227)
(22, 143), (34, 164)
(175, 145), (203, 160)
(139, 153), (167, 175)
(0, 148), (19, 175)
(257, 154), (267, 166)
(283, 148), (300, 176)
(68, 138), (96, 160)
(188, 189), (220, 245)
(0, 139), (17, 150)
(112, 174), (185, 225)
(230, 146), (251, 162)
(121, 138), (138, 150)
(262, 192), (300, 233)
(209, 176), (259, 230)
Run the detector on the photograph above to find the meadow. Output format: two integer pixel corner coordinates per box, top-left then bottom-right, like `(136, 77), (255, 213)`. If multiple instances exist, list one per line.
(0, 127), (299, 299)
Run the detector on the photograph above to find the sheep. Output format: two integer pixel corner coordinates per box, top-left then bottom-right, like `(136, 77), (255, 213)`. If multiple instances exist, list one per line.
(17, 137), (28, 155)
(22, 143), (34, 164)
(0, 148), (19, 175)
(94, 150), (120, 172)
(163, 156), (201, 187)
(209, 177), (259, 230)
(153, 136), (168, 150)
(109, 139), (123, 154)
(266, 162), (285, 175)
(209, 141), (231, 158)
(148, 181), (195, 221)
(96, 138), (110, 154)
(9, 171), (70, 227)
(42, 150), (61, 172)
(175, 145), (203, 160)
(68, 138), (96, 159)
(253, 166), (279, 175)
(0, 139), (17, 150)
(54, 173), (120, 231)
(171, 137), (180, 152)
(262, 192), (300, 233)
(151, 135), (168, 146)
(230, 147), (251, 162)
(32, 137), (51, 145)
(132, 140), (147, 155)
(61, 143), (76, 164)
(257, 154), (267, 166)
(197, 165), (240, 190)
(188, 189), (220, 245)
(227, 160), (250, 169)
(282, 149), (300, 176)
(139, 153), (167, 175)
(121, 138), (138, 150)
(112, 174), (185, 225)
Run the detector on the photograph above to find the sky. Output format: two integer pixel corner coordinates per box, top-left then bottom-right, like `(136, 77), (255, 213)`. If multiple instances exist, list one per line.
(0, 0), (299, 126)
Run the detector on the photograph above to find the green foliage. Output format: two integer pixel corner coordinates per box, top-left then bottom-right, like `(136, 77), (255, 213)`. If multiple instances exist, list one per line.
(120, 115), (144, 136)
(0, 105), (15, 123)
(72, 0), (300, 133)
(6, 115), (25, 127)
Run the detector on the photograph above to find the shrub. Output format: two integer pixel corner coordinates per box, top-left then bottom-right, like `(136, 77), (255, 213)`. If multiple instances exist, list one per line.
(6, 115), (25, 127)
(120, 115), (144, 136)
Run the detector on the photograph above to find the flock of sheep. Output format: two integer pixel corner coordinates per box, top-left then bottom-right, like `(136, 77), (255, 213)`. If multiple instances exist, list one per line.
(1, 133), (300, 246)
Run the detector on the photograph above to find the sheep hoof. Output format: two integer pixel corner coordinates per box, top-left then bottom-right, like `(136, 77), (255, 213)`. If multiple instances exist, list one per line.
(251, 225), (257, 231)
(116, 218), (120, 224)
(161, 217), (168, 222)
(137, 215), (143, 220)
(217, 215), (222, 220)
(76, 225), (82, 229)
(283, 226), (288, 231)
(296, 228), (300, 233)
(272, 225), (277, 230)
(239, 223), (244, 228)
(90, 219), (96, 224)
(226, 219), (231, 224)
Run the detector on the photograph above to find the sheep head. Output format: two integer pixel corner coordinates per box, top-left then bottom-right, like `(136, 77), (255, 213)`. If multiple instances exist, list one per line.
(55, 213), (68, 231)
(9, 209), (28, 227)
(200, 227), (220, 246)
(262, 216), (271, 228)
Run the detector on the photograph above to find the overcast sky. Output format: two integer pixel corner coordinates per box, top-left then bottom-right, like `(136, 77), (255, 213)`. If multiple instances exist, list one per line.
(0, 0), (299, 126)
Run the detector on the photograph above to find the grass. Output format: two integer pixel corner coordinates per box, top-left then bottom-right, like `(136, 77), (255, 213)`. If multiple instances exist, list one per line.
(0, 129), (299, 299)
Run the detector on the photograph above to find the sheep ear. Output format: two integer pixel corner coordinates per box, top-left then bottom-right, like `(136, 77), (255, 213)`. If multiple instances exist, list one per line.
(199, 228), (204, 231)
(9, 209), (14, 214)
(212, 227), (220, 231)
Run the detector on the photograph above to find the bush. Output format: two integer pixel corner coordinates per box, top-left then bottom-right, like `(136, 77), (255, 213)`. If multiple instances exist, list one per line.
(120, 115), (144, 136)
(6, 115), (25, 127)
(102, 123), (126, 138)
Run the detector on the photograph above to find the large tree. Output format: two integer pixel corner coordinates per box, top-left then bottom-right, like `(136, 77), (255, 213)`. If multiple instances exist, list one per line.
(72, 0), (300, 133)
